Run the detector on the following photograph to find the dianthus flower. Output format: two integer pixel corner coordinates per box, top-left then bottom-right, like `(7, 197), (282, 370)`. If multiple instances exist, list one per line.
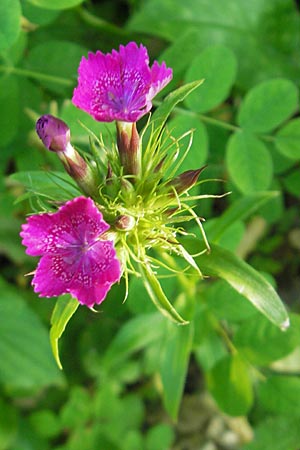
(20, 197), (121, 307)
(72, 41), (173, 122)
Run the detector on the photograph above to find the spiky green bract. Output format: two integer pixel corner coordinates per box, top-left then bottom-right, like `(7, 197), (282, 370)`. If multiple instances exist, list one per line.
(75, 83), (214, 324)
(28, 81), (216, 324)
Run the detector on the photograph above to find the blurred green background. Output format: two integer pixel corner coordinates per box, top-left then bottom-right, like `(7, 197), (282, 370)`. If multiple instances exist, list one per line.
(1, 0), (300, 449)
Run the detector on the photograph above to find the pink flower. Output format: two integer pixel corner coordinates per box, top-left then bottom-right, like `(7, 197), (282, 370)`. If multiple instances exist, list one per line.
(21, 197), (121, 307)
(72, 41), (172, 123)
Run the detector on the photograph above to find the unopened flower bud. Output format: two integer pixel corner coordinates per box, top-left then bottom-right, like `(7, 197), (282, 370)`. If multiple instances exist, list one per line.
(116, 121), (141, 178)
(36, 115), (70, 152)
(114, 215), (136, 231)
(36, 115), (98, 198)
(168, 166), (207, 195)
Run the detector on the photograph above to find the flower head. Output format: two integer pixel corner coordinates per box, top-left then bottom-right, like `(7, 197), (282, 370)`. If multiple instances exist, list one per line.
(36, 115), (70, 152)
(21, 197), (121, 307)
(72, 41), (173, 123)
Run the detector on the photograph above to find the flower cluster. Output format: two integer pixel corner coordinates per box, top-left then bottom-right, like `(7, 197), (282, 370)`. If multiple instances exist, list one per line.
(22, 41), (206, 318)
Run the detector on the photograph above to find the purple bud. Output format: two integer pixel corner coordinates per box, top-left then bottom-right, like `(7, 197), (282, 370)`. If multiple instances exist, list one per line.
(36, 115), (70, 152)
(168, 166), (207, 195)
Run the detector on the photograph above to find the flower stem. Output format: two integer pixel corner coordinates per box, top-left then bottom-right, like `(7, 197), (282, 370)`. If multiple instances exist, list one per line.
(77, 7), (129, 36)
(0, 65), (73, 86)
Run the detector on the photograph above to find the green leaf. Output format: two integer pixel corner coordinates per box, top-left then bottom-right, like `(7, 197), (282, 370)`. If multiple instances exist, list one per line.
(243, 416), (300, 450)
(0, 277), (64, 390)
(29, 410), (61, 438)
(24, 40), (87, 95)
(103, 313), (165, 370)
(159, 322), (193, 419)
(50, 295), (79, 369)
(22, 0), (60, 25)
(238, 79), (298, 132)
(275, 118), (300, 160)
(145, 424), (175, 450)
(185, 45), (237, 113)
(0, 75), (20, 146)
(166, 113), (208, 171)
(206, 353), (253, 416)
(206, 281), (257, 322)
(181, 237), (289, 329)
(234, 313), (300, 365)
(148, 79), (204, 139)
(27, 0), (85, 10)
(207, 191), (279, 243)
(158, 30), (204, 96)
(10, 171), (81, 203)
(283, 169), (300, 197)
(257, 375), (300, 417)
(0, 0), (21, 53)
(138, 263), (188, 325)
(226, 130), (273, 193)
(128, 0), (300, 89)
(0, 398), (18, 449)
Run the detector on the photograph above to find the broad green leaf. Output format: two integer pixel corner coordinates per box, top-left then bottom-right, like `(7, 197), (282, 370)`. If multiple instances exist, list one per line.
(0, 193), (28, 264)
(159, 322), (193, 419)
(206, 281), (257, 322)
(148, 79), (204, 139)
(24, 41), (87, 95)
(0, 398), (18, 449)
(10, 171), (80, 203)
(238, 79), (298, 132)
(139, 263), (188, 325)
(206, 353), (253, 416)
(181, 237), (289, 329)
(185, 45), (237, 113)
(243, 416), (300, 450)
(166, 113), (208, 172)
(194, 332), (227, 372)
(29, 410), (61, 438)
(103, 313), (165, 369)
(257, 375), (300, 416)
(0, 0), (21, 53)
(50, 295), (79, 369)
(0, 75), (20, 146)
(275, 118), (300, 159)
(27, 0), (84, 10)
(158, 30), (204, 95)
(0, 277), (64, 390)
(22, 0), (60, 25)
(283, 169), (300, 197)
(145, 424), (175, 450)
(128, 0), (300, 89)
(226, 130), (273, 193)
(60, 386), (92, 429)
(234, 313), (300, 365)
(207, 191), (279, 242)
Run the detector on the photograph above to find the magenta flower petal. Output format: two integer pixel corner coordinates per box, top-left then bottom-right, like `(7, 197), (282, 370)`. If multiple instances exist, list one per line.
(72, 41), (173, 122)
(21, 213), (62, 256)
(21, 197), (121, 307)
(148, 61), (173, 100)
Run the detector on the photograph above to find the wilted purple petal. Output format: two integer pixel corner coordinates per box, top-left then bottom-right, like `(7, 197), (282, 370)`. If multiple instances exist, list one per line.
(72, 41), (172, 122)
(21, 197), (121, 307)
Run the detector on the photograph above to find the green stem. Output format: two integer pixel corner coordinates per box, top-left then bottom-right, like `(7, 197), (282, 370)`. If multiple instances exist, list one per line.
(0, 65), (73, 86)
(77, 7), (129, 36)
(158, 101), (275, 142)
